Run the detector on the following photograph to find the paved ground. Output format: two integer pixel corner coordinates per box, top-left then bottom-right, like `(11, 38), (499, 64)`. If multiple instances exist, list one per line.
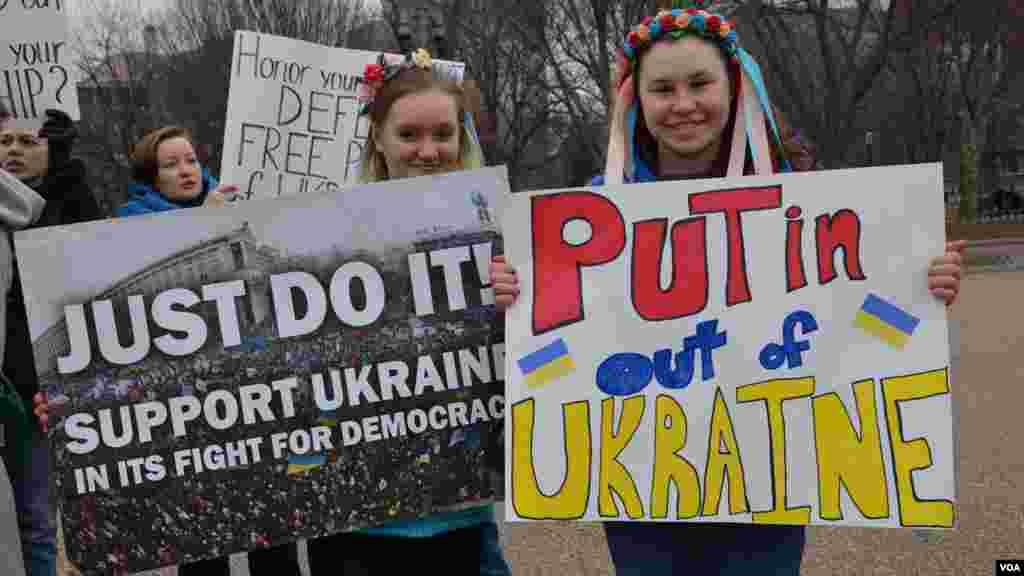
(78, 267), (1023, 576)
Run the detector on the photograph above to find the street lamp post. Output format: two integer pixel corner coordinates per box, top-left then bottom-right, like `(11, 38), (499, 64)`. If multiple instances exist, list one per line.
(396, 17), (414, 54)
(432, 11), (448, 59)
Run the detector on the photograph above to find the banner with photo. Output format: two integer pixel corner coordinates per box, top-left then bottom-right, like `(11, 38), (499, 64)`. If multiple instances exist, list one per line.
(501, 164), (957, 529)
(220, 31), (465, 200)
(16, 167), (507, 574)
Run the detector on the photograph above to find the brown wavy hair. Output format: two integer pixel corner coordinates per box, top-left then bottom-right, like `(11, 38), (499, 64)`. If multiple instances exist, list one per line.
(131, 126), (197, 188)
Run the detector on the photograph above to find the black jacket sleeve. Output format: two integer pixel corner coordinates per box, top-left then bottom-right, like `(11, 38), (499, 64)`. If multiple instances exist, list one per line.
(66, 179), (104, 223)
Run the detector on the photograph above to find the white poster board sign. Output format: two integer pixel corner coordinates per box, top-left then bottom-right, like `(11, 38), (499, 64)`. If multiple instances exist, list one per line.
(0, 0), (80, 128)
(502, 164), (956, 529)
(220, 31), (465, 200)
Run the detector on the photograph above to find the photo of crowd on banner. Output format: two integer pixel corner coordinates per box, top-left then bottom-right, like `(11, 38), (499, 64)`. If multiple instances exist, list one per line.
(37, 239), (503, 571)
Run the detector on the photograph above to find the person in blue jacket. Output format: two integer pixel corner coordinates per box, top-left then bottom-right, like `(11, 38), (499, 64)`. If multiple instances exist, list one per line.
(116, 126), (236, 217)
(489, 1), (965, 574)
(115, 126), (304, 576)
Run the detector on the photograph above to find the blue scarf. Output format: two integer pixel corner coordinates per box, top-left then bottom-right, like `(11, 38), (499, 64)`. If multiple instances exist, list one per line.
(116, 170), (217, 217)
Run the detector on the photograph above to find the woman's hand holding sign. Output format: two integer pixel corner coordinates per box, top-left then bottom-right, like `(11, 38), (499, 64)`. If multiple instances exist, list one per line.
(33, 392), (49, 433)
(491, 256), (518, 310)
(205, 184), (240, 207)
(929, 240), (966, 306)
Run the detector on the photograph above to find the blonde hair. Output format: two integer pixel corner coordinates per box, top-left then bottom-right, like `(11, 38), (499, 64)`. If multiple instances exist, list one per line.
(357, 68), (484, 183)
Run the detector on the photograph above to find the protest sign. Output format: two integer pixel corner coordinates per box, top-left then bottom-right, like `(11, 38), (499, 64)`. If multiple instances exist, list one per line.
(501, 164), (957, 529)
(220, 31), (465, 200)
(15, 166), (507, 574)
(0, 0), (80, 128)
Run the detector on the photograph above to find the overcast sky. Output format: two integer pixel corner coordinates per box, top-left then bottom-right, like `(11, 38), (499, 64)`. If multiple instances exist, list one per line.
(67, 0), (168, 21)
(67, 0), (385, 21)
(66, 0), (885, 21)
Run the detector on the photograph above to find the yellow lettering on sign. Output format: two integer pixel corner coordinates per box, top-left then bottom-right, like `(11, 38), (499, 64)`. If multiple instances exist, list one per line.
(650, 395), (700, 519)
(812, 380), (889, 521)
(737, 377), (814, 525)
(511, 398), (591, 519)
(702, 387), (750, 516)
(880, 369), (955, 528)
(599, 396), (645, 518)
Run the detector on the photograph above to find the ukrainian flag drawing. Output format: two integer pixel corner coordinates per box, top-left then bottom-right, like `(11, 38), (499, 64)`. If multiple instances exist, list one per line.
(517, 338), (576, 389)
(286, 453), (326, 476)
(853, 293), (920, 349)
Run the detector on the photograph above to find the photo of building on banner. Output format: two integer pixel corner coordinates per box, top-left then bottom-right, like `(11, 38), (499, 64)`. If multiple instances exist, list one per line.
(220, 31), (465, 200)
(0, 0), (80, 128)
(501, 164), (956, 529)
(14, 167), (507, 574)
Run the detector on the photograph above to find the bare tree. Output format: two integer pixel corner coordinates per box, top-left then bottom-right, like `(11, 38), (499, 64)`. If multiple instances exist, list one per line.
(734, 0), (958, 168)
(164, 0), (376, 51)
(71, 0), (163, 211)
(431, 0), (663, 188)
(947, 0), (1015, 217)
(157, 0), (377, 175)
(439, 0), (959, 185)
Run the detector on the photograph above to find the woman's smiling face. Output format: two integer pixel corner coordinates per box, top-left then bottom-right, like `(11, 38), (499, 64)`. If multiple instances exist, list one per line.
(637, 36), (732, 165)
(373, 89), (462, 179)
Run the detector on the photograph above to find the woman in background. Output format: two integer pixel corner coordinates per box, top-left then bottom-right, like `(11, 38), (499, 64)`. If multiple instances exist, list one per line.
(116, 126), (301, 576)
(0, 107), (101, 576)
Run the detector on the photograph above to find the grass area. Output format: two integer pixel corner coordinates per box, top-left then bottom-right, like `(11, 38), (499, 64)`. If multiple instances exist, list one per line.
(966, 252), (1007, 268)
(964, 253), (1006, 268)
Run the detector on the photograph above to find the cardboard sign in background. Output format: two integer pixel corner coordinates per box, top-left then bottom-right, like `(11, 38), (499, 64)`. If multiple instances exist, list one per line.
(220, 31), (465, 200)
(0, 0), (80, 128)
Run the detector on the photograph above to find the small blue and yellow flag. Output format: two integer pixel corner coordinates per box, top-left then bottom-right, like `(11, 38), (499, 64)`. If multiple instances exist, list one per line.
(854, 294), (920, 349)
(518, 338), (576, 389)
(286, 453), (326, 476)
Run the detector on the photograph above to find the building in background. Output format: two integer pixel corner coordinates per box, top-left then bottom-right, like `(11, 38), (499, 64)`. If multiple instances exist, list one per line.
(33, 224), (281, 378)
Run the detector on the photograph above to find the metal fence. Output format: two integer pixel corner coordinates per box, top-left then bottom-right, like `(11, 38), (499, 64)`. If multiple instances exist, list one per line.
(946, 190), (1024, 224)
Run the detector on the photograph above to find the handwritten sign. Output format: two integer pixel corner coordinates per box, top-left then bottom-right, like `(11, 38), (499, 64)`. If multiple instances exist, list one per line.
(15, 167), (506, 573)
(0, 0), (79, 128)
(220, 31), (465, 200)
(501, 164), (957, 529)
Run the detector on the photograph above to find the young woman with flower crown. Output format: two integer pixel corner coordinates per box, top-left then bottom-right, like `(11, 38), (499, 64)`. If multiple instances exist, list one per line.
(302, 48), (510, 575)
(489, 1), (964, 574)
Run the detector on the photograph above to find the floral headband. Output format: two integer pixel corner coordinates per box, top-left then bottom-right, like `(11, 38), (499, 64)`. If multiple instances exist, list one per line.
(358, 48), (434, 116)
(617, 0), (738, 83)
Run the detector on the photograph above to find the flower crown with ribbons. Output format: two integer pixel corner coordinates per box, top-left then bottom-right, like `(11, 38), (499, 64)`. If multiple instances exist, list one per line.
(358, 48), (434, 116)
(355, 48), (484, 178)
(608, 0), (792, 182)
(619, 0), (738, 75)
